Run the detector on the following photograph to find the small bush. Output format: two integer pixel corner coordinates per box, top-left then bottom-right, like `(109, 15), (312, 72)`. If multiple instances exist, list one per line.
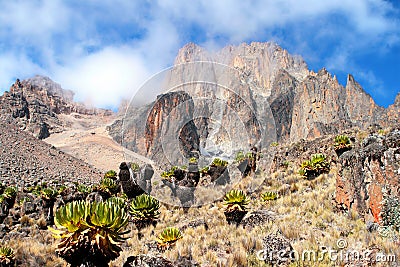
(131, 163), (140, 172)
(189, 157), (198, 164)
(235, 151), (245, 162)
(334, 134), (352, 152)
(270, 142), (279, 147)
(0, 245), (15, 266)
(261, 191), (278, 201)
(223, 189), (250, 212)
(77, 184), (92, 194)
(104, 170), (117, 179)
(157, 227), (183, 248)
(298, 154), (330, 179)
(211, 158), (228, 167)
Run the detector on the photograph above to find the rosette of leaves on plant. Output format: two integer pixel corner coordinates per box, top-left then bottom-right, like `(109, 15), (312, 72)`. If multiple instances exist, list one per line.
(223, 189), (250, 225)
(299, 154), (330, 179)
(95, 177), (120, 198)
(131, 162), (140, 172)
(161, 166), (187, 183)
(40, 187), (59, 201)
(298, 160), (314, 178)
(235, 151), (246, 163)
(261, 191), (278, 201)
(48, 200), (129, 267)
(189, 157), (198, 164)
(211, 158), (228, 168)
(129, 194), (160, 232)
(104, 170), (117, 180)
(0, 245), (15, 267)
(199, 166), (210, 176)
(160, 166), (177, 183)
(1, 186), (17, 208)
(310, 153), (330, 173)
(2, 187), (17, 200)
(156, 227), (182, 249)
(333, 134), (352, 156)
(77, 184), (92, 196)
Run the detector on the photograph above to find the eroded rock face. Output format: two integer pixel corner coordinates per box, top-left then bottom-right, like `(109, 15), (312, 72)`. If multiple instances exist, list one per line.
(0, 76), (112, 139)
(110, 42), (397, 166)
(145, 91), (200, 165)
(335, 128), (400, 223)
(120, 91), (200, 167)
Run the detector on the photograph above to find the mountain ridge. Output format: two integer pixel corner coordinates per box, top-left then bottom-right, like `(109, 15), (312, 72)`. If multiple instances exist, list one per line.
(109, 41), (398, 167)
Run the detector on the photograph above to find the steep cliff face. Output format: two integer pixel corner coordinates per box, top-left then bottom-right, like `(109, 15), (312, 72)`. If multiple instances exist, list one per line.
(118, 91), (200, 167)
(172, 42), (386, 143)
(386, 92), (400, 124)
(145, 91), (199, 165)
(175, 42), (309, 98)
(0, 76), (112, 139)
(110, 42), (398, 166)
(335, 128), (400, 223)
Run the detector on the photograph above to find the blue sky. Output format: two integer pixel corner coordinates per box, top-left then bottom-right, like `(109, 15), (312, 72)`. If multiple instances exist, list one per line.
(0, 0), (399, 108)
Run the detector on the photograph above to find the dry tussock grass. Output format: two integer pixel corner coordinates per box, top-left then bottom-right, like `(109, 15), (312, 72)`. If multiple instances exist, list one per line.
(113, 165), (397, 266)
(10, 165), (397, 266)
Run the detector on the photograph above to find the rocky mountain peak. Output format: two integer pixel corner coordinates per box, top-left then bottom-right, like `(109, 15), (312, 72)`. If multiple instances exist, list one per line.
(23, 75), (75, 102)
(393, 92), (400, 106)
(174, 42), (209, 64)
(174, 42), (309, 97)
(110, 41), (398, 166)
(0, 76), (113, 139)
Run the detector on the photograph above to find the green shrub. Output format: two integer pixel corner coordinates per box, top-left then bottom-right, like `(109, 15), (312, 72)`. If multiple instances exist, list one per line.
(223, 189), (250, 212)
(299, 154), (330, 178)
(245, 152), (254, 160)
(199, 166), (209, 175)
(0, 245), (15, 266)
(77, 184), (92, 194)
(40, 187), (58, 200)
(106, 196), (126, 209)
(49, 200), (129, 266)
(310, 153), (330, 171)
(189, 157), (198, 164)
(161, 166), (187, 181)
(334, 135), (351, 151)
(3, 187), (17, 199)
(57, 185), (67, 194)
(104, 170), (117, 179)
(211, 158), (228, 167)
(261, 191), (278, 201)
(157, 227), (183, 248)
(270, 142), (279, 147)
(131, 163), (140, 172)
(129, 194), (160, 225)
(235, 151), (245, 162)
(99, 177), (119, 194)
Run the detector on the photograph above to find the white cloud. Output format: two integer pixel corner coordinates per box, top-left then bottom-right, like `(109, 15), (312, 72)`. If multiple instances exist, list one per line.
(0, 52), (46, 91)
(53, 46), (150, 108)
(0, 0), (398, 107)
(0, 0), (71, 41)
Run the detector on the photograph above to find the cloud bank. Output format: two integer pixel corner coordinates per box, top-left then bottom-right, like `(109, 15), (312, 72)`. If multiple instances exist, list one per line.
(0, 0), (398, 107)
